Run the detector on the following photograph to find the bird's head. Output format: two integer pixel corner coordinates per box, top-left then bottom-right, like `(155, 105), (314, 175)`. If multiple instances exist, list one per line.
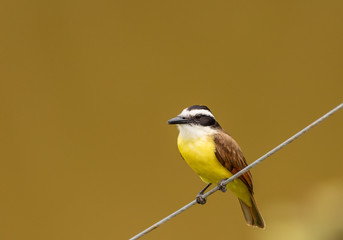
(168, 105), (221, 138)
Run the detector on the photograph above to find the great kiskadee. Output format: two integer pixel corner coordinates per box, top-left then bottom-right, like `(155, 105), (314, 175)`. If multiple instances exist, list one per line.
(168, 105), (265, 228)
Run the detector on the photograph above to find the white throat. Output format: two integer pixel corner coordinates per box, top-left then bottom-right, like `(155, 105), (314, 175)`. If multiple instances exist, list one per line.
(177, 124), (218, 140)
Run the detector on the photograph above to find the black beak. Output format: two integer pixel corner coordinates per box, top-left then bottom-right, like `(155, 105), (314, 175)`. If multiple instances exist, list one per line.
(168, 116), (189, 125)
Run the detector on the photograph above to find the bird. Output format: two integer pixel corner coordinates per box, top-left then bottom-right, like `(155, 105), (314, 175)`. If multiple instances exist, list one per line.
(168, 105), (265, 228)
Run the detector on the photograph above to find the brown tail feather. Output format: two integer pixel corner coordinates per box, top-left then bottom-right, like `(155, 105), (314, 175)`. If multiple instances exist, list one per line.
(238, 195), (265, 229)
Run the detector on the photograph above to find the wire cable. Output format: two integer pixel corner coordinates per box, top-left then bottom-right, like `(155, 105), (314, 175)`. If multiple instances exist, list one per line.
(130, 103), (343, 240)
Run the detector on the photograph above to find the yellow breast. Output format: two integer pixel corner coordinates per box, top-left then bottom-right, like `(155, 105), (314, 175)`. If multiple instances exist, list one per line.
(177, 134), (252, 205)
(177, 134), (233, 184)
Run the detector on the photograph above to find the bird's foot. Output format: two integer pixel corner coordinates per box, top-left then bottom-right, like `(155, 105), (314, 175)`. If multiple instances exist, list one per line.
(218, 179), (228, 192)
(196, 194), (207, 205)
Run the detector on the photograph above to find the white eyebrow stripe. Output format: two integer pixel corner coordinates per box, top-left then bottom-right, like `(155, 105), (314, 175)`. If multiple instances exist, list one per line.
(179, 109), (215, 119)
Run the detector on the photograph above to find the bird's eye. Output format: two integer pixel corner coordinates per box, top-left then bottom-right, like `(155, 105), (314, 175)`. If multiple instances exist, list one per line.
(195, 115), (201, 120)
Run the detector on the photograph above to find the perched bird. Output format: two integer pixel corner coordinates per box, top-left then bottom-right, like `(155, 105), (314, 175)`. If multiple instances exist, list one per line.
(168, 105), (265, 228)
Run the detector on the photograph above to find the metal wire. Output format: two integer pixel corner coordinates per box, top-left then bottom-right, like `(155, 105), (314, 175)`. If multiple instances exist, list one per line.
(130, 103), (343, 240)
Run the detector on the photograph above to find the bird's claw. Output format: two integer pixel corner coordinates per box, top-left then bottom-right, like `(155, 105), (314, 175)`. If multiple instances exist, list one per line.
(196, 194), (207, 205)
(218, 179), (227, 192)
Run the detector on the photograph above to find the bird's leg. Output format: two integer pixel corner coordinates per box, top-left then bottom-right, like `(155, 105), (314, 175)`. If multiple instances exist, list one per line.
(218, 179), (228, 192)
(196, 183), (212, 205)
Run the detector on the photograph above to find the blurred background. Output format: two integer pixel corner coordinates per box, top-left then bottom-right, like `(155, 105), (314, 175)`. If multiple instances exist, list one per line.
(1, 0), (342, 239)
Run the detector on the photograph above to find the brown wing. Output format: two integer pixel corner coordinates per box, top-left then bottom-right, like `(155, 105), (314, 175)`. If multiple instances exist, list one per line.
(214, 132), (253, 194)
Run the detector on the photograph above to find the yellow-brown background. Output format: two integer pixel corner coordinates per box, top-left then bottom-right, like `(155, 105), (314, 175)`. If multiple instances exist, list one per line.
(1, 1), (342, 239)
